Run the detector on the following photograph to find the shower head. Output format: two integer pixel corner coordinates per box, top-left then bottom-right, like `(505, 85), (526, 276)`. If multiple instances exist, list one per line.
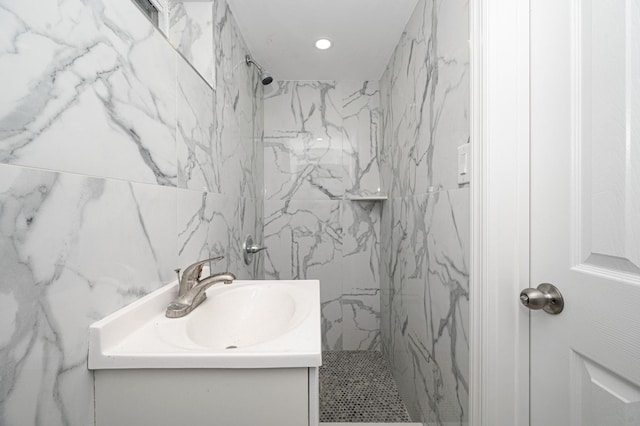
(245, 55), (273, 85)
(260, 72), (273, 86)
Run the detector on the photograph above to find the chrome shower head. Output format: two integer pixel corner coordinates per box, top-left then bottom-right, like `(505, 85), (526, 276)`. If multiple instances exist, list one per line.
(260, 72), (273, 86)
(245, 55), (273, 85)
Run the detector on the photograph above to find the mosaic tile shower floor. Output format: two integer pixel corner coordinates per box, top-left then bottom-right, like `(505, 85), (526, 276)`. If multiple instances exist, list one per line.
(320, 351), (412, 423)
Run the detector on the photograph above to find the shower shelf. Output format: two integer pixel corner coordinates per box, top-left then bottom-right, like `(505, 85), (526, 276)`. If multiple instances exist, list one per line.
(346, 195), (388, 201)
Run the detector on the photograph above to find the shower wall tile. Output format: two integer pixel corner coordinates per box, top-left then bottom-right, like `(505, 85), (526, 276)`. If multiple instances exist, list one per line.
(0, 163), (177, 426)
(169, 1), (214, 86)
(177, 58), (216, 192)
(263, 80), (382, 200)
(264, 81), (346, 200)
(341, 81), (383, 197)
(380, 0), (469, 198)
(263, 199), (343, 293)
(379, 0), (469, 423)
(380, 188), (469, 424)
(177, 189), (236, 274)
(176, 188), (259, 281)
(171, 1), (264, 199)
(0, 0), (177, 187)
(263, 199), (343, 350)
(212, 1), (264, 199)
(252, 85), (265, 253)
(341, 200), (381, 350)
(263, 80), (383, 350)
(262, 198), (382, 351)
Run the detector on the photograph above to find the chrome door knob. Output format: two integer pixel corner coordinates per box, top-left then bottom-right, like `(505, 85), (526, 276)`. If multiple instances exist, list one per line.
(519, 283), (564, 315)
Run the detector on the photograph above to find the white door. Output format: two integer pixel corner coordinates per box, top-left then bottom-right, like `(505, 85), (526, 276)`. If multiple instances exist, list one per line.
(529, 0), (640, 424)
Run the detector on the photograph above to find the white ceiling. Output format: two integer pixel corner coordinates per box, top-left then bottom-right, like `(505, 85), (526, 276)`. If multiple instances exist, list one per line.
(225, 0), (419, 81)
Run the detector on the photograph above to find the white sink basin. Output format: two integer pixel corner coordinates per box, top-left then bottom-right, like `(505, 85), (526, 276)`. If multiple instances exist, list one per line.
(185, 284), (299, 349)
(88, 280), (321, 369)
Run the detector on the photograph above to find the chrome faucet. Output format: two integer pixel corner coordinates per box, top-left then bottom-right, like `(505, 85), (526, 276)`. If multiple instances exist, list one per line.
(166, 257), (236, 318)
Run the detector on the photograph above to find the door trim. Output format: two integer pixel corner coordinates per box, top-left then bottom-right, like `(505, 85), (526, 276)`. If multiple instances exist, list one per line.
(469, 0), (531, 424)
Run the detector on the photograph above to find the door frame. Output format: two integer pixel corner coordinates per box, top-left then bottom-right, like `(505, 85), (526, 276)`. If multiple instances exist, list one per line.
(469, 0), (531, 424)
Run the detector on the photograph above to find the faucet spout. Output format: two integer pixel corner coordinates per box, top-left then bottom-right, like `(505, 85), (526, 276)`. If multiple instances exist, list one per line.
(186, 272), (235, 301)
(166, 272), (236, 318)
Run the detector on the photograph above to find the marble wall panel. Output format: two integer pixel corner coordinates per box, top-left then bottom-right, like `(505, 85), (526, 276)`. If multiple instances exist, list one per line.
(169, 1), (214, 86)
(263, 199), (384, 351)
(379, 0), (470, 424)
(0, 164), (176, 426)
(263, 81), (346, 200)
(380, 188), (469, 424)
(341, 200), (381, 350)
(0, 1), (263, 425)
(0, 0), (177, 186)
(263, 199), (343, 349)
(379, 0), (469, 198)
(342, 81), (383, 197)
(177, 189), (259, 280)
(176, 58), (215, 192)
(178, 189), (237, 274)
(262, 199), (382, 351)
(213, 1), (263, 199)
(263, 80), (381, 200)
(263, 80), (382, 350)
(173, 0), (264, 278)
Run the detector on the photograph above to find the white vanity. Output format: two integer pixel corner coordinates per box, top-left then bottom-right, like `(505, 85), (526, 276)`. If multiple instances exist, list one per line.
(88, 279), (321, 426)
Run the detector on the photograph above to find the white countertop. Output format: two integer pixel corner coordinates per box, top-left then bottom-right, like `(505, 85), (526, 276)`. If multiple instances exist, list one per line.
(88, 279), (322, 370)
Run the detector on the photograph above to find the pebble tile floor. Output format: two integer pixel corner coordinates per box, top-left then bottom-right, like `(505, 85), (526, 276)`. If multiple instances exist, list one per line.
(320, 351), (412, 423)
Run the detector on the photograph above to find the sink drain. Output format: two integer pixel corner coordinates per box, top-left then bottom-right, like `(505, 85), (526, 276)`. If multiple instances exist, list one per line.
(225, 345), (238, 349)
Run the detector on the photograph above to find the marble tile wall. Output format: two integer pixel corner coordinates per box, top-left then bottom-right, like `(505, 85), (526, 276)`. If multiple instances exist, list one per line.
(213, 0), (264, 202)
(169, 1), (214, 86)
(379, 0), (470, 424)
(0, 0), (263, 425)
(263, 81), (381, 350)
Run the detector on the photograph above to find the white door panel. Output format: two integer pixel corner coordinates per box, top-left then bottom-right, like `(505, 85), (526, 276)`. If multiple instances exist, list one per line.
(530, 0), (640, 424)
(571, 353), (640, 426)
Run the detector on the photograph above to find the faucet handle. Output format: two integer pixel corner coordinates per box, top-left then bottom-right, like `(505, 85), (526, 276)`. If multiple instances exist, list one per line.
(243, 235), (267, 265)
(182, 256), (224, 282)
(248, 244), (267, 254)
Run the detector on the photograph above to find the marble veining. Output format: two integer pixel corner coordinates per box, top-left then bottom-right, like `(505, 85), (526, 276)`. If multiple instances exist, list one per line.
(212, 1), (263, 199)
(263, 199), (343, 350)
(176, 58), (216, 192)
(379, 0), (469, 198)
(0, 0), (178, 187)
(0, 163), (177, 426)
(0, 0), (263, 425)
(341, 200), (381, 350)
(0, 0), (470, 424)
(342, 81), (383, 198)
(379, 0), (470, 424)
(263, 81), (382, 350)
(381, 189), (469, 424)
(169, 1), (214, 86)
(263, 81), (346, 200)
(177, 190), (259, 280)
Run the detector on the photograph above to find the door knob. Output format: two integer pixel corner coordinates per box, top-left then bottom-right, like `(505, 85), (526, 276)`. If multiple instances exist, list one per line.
(519, 283), (564, 314)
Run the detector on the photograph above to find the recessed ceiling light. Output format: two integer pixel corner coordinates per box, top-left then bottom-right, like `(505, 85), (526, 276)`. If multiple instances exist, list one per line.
(315, 38), (332, 50)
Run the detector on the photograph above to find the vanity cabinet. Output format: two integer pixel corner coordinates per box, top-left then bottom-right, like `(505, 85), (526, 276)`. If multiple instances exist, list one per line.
(94, 366), (319, 426)
(88, 279), (322, 426)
